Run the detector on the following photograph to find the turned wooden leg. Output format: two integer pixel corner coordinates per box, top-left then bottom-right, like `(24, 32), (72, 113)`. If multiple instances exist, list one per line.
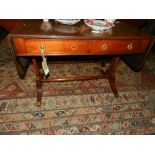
(101, 57), (120, 97)
(108, 57), (120, 97)
(32, 58), (42, 106)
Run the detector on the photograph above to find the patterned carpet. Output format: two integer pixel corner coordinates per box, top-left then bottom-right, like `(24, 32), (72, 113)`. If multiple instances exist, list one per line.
(0, 40), (155, 134)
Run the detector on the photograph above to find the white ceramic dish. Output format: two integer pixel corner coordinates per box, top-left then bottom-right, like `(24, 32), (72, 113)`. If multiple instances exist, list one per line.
(105, 19), (116, 24)
(55, 19), (81, 25)
(84, 19), (115, 32)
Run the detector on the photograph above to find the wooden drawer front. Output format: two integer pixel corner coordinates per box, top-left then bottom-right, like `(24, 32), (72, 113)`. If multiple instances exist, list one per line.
(88, 39), (150, 54)
(14, 38), (88, 55)
(25, 39), (88, 55)
(14, 38), (150, 56)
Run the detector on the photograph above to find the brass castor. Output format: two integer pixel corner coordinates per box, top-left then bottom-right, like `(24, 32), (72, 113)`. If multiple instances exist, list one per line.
(35, 101), (41, 107)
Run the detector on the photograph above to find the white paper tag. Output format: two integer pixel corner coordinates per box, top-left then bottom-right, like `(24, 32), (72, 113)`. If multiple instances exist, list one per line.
(42, 57), (49, 75)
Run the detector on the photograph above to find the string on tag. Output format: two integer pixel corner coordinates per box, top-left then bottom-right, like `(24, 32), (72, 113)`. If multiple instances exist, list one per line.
(41, 45), (45, 59)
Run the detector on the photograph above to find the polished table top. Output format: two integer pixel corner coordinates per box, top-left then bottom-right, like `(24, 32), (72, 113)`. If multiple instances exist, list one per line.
(8, 19), (153, 39)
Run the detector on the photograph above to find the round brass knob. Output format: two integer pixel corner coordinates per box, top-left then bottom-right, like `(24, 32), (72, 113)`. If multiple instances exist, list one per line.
(40, 44), (45, 50)
(127, 43), (133, 50)
(71, 44), (78, 51)
(101, 44), (108, 50)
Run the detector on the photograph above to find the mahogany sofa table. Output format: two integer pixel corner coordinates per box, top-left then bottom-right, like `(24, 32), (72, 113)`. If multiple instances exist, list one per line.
(7, 20), (154, 106)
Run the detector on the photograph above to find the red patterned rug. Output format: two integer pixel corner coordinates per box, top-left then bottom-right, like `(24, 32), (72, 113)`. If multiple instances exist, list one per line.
(0, 44), (155, 134)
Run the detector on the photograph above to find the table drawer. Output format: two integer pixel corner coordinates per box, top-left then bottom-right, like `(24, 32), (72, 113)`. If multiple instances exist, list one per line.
(14, 38), (150, 56)
(14, 38), (88, 55)
(88, 39), (150, 54)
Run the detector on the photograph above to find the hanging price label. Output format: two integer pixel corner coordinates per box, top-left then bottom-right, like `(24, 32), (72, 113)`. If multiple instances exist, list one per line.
(42, 57), (49, 75)
(40, 44), (49, 76)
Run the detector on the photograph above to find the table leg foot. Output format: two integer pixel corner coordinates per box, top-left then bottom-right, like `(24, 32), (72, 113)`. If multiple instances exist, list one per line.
(35, 101), (41, 107)
(36, 88), (42, 106)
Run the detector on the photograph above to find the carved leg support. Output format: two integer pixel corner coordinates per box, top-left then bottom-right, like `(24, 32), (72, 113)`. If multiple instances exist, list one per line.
(32, 58), (42, 106)
(107, 57), (120, 97)
(101, 57), (120, 97)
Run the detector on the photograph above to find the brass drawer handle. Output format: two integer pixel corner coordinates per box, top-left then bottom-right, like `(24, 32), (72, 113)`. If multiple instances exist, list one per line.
(70, 44), (78, 50)
(127, 43), (133, 50)
(101, 44), (108, 50)
(39, 44), (45, 52)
